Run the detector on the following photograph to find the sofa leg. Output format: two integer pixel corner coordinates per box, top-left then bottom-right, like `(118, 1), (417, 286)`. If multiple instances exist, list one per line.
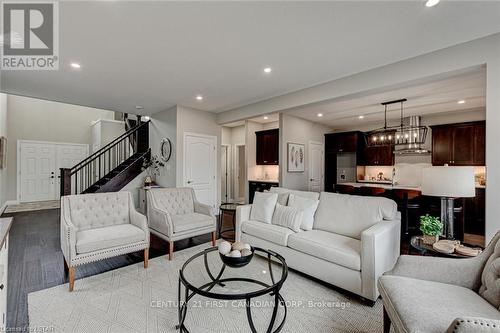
(168, 242), (174, 261)
(211, 231), (216, 246)
(144, 248), (149, 269)
(383, 305), (391, 333)
(68, 267), (75, 292)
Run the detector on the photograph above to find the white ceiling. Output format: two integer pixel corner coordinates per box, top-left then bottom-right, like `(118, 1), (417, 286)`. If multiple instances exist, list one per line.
(1, 1), (499, 115)
(285, 66), (486, 130)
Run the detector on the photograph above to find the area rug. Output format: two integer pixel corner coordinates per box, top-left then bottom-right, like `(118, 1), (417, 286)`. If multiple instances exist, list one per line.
(28, 242), (385, 333)
(4, 200), (59, 213)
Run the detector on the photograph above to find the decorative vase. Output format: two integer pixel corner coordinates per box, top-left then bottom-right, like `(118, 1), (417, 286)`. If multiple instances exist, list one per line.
(422, 234), (438, 245)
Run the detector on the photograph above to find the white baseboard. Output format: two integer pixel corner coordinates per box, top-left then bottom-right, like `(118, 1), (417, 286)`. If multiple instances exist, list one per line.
(0, 200), (19, 215)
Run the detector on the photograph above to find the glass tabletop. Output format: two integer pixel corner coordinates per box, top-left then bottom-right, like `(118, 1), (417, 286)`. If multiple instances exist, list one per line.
(219, 203), (240, 211)
(179, 247), (287, 298)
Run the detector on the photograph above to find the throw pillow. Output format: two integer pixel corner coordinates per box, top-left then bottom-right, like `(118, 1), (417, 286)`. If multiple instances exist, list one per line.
(287, 194), (319, 230)
(272, 203), (303, 232)
(250, 192), (278, 223)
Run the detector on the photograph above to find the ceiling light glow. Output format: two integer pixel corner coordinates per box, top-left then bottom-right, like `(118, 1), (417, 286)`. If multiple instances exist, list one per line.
(196, 95), (203, 101)
(317, 113), (323, 117)
(70, 62), (81, 69)
(263, 116), (269, 120)
(425, 0), (440, 7)
(457, 100), (466, 104)
(358, 115), (365, 119)
(263, 67), (272, 73)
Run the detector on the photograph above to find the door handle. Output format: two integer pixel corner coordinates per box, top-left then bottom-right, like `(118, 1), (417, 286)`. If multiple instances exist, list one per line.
(310, 178), (314, 181)
(187, 180), (192, 184)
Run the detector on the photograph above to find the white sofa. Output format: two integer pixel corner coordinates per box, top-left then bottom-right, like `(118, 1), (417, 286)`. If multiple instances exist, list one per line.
(235, 187), (401, 302)
(61, 191), (150, 291)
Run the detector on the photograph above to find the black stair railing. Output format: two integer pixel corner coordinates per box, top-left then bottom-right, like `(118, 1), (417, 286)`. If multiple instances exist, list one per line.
(60, 120), (150, 196)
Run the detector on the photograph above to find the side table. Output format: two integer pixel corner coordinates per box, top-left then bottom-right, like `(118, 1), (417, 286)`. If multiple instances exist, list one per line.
(218, 203), (240, 241)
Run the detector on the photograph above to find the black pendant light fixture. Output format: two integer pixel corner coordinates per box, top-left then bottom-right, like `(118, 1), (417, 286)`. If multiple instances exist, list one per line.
(366, 99), (428, 147)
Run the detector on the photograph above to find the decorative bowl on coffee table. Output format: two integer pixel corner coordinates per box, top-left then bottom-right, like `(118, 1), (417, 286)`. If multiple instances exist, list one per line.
(219, 246), (254, 268)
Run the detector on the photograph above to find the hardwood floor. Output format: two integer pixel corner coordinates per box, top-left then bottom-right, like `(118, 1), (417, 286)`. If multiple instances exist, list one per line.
(1, 208), (230, 330)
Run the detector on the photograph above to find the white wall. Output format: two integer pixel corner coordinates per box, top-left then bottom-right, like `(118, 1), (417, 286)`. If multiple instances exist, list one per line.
(150, 106), (177, 188)
(279, 114), (332, 190)
(221, 125), (246, 201)
(5, 94), (115, 203)
(0, 94), (7, 211)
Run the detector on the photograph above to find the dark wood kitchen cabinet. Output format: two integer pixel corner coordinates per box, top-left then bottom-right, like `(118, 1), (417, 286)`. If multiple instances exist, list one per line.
(256, 129), (279, 165)
(325, 131), (363, 154)
(361, 145), (394, 166)
(431, 121), (485, 166)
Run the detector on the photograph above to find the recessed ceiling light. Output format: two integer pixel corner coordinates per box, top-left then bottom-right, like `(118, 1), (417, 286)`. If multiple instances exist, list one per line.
(358, 115), (365, 119)
(143, 116), (150, 121)
(457, 100), (466, 104)
(196, 95), (203, 101)
(425, 0), (440, 7)
(263, 67), (272, 73)
(70, 62), (81, 69)
(317, 113), (323, 117)
(263, 116), (269, 120)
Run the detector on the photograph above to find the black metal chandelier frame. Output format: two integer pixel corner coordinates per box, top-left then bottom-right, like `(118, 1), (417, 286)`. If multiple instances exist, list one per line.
(366, 98), (428, 147)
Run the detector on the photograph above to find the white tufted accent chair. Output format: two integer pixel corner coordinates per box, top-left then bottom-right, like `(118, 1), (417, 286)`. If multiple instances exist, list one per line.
(61, 191), (149, 291)
(147, 188), (216, 260)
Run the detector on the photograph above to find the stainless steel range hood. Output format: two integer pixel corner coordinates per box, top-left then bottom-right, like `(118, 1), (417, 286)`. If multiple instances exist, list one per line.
(393, 116), (431, 155)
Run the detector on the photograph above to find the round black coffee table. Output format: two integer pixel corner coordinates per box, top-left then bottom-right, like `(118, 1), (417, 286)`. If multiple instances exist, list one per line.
(177, 246), (288, 333)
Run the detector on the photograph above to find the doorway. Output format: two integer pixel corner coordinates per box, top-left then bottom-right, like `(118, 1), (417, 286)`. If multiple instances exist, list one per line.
(308, 141), (324, 192)
(183, 133), (217, 210)
(235, 145), (246, 202)
(18, 140), (89, 202)
(221, 144), (231, 203)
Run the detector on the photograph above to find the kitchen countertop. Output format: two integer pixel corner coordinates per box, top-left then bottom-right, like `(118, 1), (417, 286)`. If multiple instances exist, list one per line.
(340, 182), (486, 191)
(0, 218), (13, 248)
(248, 179), (279, 184)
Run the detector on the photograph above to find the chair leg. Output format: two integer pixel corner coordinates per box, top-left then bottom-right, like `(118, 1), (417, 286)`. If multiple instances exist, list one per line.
(168, 241), (174, 261)
(68, 267), (75, 292)
(383, 305), (391, 333)
(211, 231), (216, 246)
(144, 248), (149, 269)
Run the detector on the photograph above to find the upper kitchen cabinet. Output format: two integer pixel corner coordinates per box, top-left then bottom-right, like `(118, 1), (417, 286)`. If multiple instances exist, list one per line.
(362, 145), (394, 166)
(256, 129), (279, 165)
(431, 121), (485, 166)
(325, 131), (363, 153)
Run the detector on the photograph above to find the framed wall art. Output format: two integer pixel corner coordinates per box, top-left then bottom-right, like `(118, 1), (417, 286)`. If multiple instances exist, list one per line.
(287, 142), (305, 172)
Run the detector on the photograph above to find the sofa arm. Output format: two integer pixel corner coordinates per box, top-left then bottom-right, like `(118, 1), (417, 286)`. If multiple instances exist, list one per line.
(387, 254), (485, 290)
(60, 198), (77, 265)
(447, 317), (500, 333)
(361, 219), (401, 301)
(194, 201), (215, 221)
(235, 205), (252, 242)
(130, 206), (149, 243)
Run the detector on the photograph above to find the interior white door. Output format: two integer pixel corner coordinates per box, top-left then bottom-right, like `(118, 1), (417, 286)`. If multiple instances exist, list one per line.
(19, 141), (89, 202)
(221, 145), (228, 203)
(55, 144), (89, 197)
(236, 145), (245, 201)
(309, 142), (324, 192)
(184, 134), (217, 210)
(19, 142), (57, 202)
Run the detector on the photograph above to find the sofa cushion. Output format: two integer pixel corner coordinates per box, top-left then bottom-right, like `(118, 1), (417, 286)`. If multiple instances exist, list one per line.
(241, 220), (295, 246)
(76, 224), (145, 254)
(68, 192), (130, 231)
(288, 230), (361, 270)
(314, 192), (397, 239)
(250, 192), (278, 223)
(272, 203), (303, 233)
(479, 235), (500, 308)
(270, 187), (320, 201)
(150, 188), (194, 215)
(287, 194), (320, 231)
(379, 275), (500, 333)
(172, 213), (213, 233)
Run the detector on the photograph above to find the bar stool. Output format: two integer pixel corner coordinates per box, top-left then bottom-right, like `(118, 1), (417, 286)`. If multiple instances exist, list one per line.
(334, 184), (356, 195)
(359, 186), (386, 197)
(392, 189), (422, 239)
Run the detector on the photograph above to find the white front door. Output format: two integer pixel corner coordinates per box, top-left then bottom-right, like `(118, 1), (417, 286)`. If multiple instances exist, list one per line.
(19, 142), (57, 202)
(309, 141), (324, 192)
(19, 141), (89, 202)
(184, 133), (217, 210)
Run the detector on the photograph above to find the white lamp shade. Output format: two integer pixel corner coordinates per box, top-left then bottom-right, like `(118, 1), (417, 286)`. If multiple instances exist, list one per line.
(421, 166), (475, 198)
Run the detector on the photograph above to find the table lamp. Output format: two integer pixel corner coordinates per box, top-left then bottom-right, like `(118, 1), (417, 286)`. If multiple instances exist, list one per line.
(421, 166), (475, 239)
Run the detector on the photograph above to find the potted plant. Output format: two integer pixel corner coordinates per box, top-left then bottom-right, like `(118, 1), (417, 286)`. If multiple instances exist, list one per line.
(142, 154), (165, 186)
(419, 214), (443, 245)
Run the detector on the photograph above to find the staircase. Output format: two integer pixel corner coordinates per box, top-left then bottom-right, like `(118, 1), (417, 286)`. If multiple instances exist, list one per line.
(60, 120), (150, 196)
